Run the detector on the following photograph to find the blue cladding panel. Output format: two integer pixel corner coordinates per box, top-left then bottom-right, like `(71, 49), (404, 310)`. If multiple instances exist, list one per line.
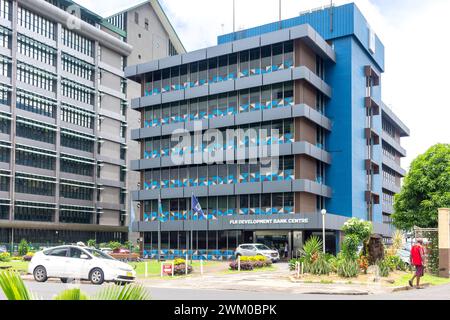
(324, 37), (353, 218)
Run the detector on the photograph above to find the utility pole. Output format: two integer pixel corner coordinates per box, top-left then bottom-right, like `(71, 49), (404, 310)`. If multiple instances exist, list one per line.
(233, 0), (236, 32)
(278, 0), (282, 30)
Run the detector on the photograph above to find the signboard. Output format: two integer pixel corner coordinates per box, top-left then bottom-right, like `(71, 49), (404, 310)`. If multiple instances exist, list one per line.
(229, 218), (309, 226)
(163, 264), (173, 275)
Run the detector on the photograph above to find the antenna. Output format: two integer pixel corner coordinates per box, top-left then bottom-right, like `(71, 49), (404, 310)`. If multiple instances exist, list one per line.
(329, 0), (334, 32)
(233, 0), (236, 33)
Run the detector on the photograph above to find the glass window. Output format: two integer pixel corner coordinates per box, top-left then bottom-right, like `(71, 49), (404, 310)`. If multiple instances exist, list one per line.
(261, 46), (271, 73)
(272, 43), (283, 71)
(284, 41), (294, 69)
(218, 93), (228, 116)
(198, 97), (208, 119)
(189, 62), (198, 87)
(208, 58), (217, 83)
(218, 55), (228, 82)
(198, 60), (208, 86)
(228, 53), (238, 80)
(228, 92), (237, 115)
(239, 51), (249, 78)
(261, 85), (271, 110)
(249, 48), (260, 75)
(208, 95), (217, 118)
(170, 66), (180, 91)
(239, 89), (249, 113)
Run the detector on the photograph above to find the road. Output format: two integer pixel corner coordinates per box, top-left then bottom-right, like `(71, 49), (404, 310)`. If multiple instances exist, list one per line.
(1, 281), (450, 300)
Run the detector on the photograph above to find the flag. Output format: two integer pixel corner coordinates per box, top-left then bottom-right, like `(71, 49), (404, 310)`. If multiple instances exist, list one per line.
(191, 195), (208, 220)
(158, 197), (165, 222)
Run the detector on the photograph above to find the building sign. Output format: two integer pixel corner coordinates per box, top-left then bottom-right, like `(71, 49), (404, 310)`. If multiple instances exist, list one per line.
(229, 218), (309, 225)
(368, 27), (376, 54)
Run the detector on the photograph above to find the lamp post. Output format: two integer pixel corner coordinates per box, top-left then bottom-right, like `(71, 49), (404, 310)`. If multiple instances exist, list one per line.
(321, 209), (327, 254)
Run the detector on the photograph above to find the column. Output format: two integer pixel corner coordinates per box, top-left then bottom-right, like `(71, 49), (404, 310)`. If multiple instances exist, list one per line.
(438, 208), (450, 278)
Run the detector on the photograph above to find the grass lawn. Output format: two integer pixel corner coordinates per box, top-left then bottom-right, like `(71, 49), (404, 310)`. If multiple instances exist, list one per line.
(129, 260), (221, 277)
(392, 273), (450, 287)
(0, 261), (29, 274)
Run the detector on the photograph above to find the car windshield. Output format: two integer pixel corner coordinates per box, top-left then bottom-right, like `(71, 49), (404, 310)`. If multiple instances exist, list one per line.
(85, 248), (115, 260)
(254, 244), (271, 250)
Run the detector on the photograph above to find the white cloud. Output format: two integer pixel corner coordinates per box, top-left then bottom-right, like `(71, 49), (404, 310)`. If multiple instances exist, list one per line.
(75, 0), (450, 168)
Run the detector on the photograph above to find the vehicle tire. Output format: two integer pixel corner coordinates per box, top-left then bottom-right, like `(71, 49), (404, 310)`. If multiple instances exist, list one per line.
(33, 266), (48, 283)
(89, 268), (104, 285)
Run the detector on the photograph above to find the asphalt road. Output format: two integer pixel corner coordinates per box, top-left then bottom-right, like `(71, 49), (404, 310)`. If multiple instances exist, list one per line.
(1, 281), (450, 300)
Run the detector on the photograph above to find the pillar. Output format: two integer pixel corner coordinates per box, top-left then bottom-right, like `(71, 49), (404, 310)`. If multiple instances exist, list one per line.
(438, 208), (450, 278)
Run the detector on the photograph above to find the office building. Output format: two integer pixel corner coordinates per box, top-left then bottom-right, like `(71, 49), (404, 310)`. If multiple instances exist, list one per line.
(126, 3), (409, 259)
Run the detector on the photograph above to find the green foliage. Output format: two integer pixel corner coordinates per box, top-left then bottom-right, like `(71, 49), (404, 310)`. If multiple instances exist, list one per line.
(300, 236), (322, 261)
(392, 143), (450, 230)
(18, 239), (29, 256)
(341, 234), (360, 260)
(385, 255), (406, 272)
(0, 252), (11, 262)
(337, 258), (360, 278)
(108, 241), (122, 251)
(54, 289), (88, 300)
(306, 255), (331, 275)
(288, 257), (304, 271)
(377, 259), (390, 277)
(174, 258), (187, 266)
(87, 239), (97, 248)
(427, 232), (439, 275)
(93, 283), (151, 301)
(0, 271), (34, 300)
(342, 218), (373, 243)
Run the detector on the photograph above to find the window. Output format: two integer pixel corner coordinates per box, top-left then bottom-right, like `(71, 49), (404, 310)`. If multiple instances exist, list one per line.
(17, 63), (56, 92)
(60, 181), (94, 201)
(16, 118), (56, 145)
(62, 79), (94, 105)
(16, 145), (56, 170)
(62, 27), (93, 57)
(18, 6), (55, 39)
(48, 247), (69, 257)
(16, 90), (56, 118)
(0, 0), (10, 20)
(15, 173), (56, 196)
(62, 53), (94, 81)
(18, 34), (56, 66)
(144, 18), (149, 30)
(134, 12), (139, 24)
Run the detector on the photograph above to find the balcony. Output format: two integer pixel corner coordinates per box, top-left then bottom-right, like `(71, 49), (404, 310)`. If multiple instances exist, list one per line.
(365, 97), (380, 116)
(365, 191), (380, 205)
(365, 159), (380, 175)
(365, 127), (380, 145)
(364, 65), (380, 86)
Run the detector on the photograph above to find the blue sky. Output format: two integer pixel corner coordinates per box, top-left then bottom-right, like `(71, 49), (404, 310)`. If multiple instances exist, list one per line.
(75, 0), (450, 169)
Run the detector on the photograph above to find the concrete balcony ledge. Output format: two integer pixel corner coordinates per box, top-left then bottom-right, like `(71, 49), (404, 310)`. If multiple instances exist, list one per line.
(382, 181), (401, 194)
(382, 132), (407, 157)
(382, 155), (407, 177)
(132, 104), (332, 141)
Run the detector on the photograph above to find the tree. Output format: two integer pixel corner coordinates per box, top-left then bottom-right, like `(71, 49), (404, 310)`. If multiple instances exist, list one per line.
(392, 144), (450, 230)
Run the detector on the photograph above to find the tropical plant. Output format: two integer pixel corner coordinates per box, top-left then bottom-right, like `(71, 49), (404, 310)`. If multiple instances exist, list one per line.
(288, 257), (304, 271)
(108, 241), (122, 251)
(337, 258), (360, 278)
(54, 289), (88, 300)
(357, 256), (369, 274)
(392, 144), (450, 230)
(342, 218), (373, 243)
(0, 271), (34, 300)
(377, 259), (390, 277)
(23, 252), (34, 262)
(0, 270), (151, 300)
(307, 254), (331, 275)
(384, 255), (406, 272)
(0, 252), (11, 262)
(18, 239), (29, 256)
(229, 261), (254, 271)
(300, 236), (322, 263)
(341, 234), (360, 260)
(87, 239), (97, 248)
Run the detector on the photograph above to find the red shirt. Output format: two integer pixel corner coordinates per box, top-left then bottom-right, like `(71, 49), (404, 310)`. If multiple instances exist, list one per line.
(411, 244), (424, 266)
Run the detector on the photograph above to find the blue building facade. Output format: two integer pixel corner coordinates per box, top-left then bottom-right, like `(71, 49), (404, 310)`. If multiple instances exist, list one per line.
(126, 3), (409, 260)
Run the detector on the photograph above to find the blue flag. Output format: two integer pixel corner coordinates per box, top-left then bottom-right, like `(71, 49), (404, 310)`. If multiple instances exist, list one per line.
(158, 197), (165, 222)
(192, 195), (207, 220)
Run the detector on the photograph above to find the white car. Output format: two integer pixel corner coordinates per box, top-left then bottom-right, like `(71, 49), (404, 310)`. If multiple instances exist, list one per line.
(28, 245), (136, 285)
(235, 244), (280, 262)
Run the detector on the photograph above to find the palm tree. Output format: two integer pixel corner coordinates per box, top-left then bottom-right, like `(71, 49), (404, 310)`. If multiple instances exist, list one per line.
(0, 270), (151, 300)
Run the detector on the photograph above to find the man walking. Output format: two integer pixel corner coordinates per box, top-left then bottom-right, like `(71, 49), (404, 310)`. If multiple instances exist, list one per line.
(409, 238), (425, 289)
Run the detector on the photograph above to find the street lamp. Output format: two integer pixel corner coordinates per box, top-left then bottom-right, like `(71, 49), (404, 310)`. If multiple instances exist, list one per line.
(321, 209), (327, 254)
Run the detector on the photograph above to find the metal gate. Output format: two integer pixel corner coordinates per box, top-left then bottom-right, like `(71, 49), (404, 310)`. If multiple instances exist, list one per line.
(413, 226), (439, 275)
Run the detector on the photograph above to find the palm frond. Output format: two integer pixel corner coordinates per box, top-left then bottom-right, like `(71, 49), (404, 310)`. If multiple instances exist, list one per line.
(53, 288), (88, 300)
(93, 283), (151, 301)
(0, 271), (34, 300)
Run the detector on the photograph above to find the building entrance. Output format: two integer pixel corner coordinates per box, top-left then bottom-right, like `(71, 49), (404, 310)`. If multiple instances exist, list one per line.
(255, 231), (290, 260)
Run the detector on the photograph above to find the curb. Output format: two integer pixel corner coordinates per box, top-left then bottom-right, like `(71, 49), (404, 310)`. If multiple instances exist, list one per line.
(302, 291), (369, 296)
(392, 283), (431, 292)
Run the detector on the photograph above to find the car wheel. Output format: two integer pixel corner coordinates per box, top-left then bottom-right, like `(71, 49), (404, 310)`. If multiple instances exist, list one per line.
(89, 268), (104, 285)
(33, 266), (48, 283)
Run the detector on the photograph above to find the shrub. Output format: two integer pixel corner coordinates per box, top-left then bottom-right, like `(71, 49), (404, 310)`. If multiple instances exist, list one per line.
(87, 240), (97, 248)
(337, 258), (360, 278)
(357, 256), (369, 274)
(173, 264), (193, 275)
(341, 234), (360, 260)
(108, 242), (122, 251)
(342, 218), (373, 243)
(288, 258), (303, 271)
(0, 252), (10, 262)
(307, 255), (331, 275)
(23, 252), (35, 262)
(385, 255), (406, 272)
(18, 239), (29, 257)
(229, 261), (254, 271)
(174, 258), (187, 266)
(377, 259), (390, 277)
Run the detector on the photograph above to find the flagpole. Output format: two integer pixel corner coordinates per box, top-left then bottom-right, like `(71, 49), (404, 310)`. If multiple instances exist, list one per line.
(190, 193), (193, 264)
(158, 196), (161, 262)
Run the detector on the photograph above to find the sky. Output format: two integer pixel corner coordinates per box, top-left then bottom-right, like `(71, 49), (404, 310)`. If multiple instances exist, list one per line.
(76, 0), (450, 170)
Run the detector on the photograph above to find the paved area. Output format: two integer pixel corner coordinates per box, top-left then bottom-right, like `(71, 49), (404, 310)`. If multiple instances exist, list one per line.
(2, 281), (450, 300)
